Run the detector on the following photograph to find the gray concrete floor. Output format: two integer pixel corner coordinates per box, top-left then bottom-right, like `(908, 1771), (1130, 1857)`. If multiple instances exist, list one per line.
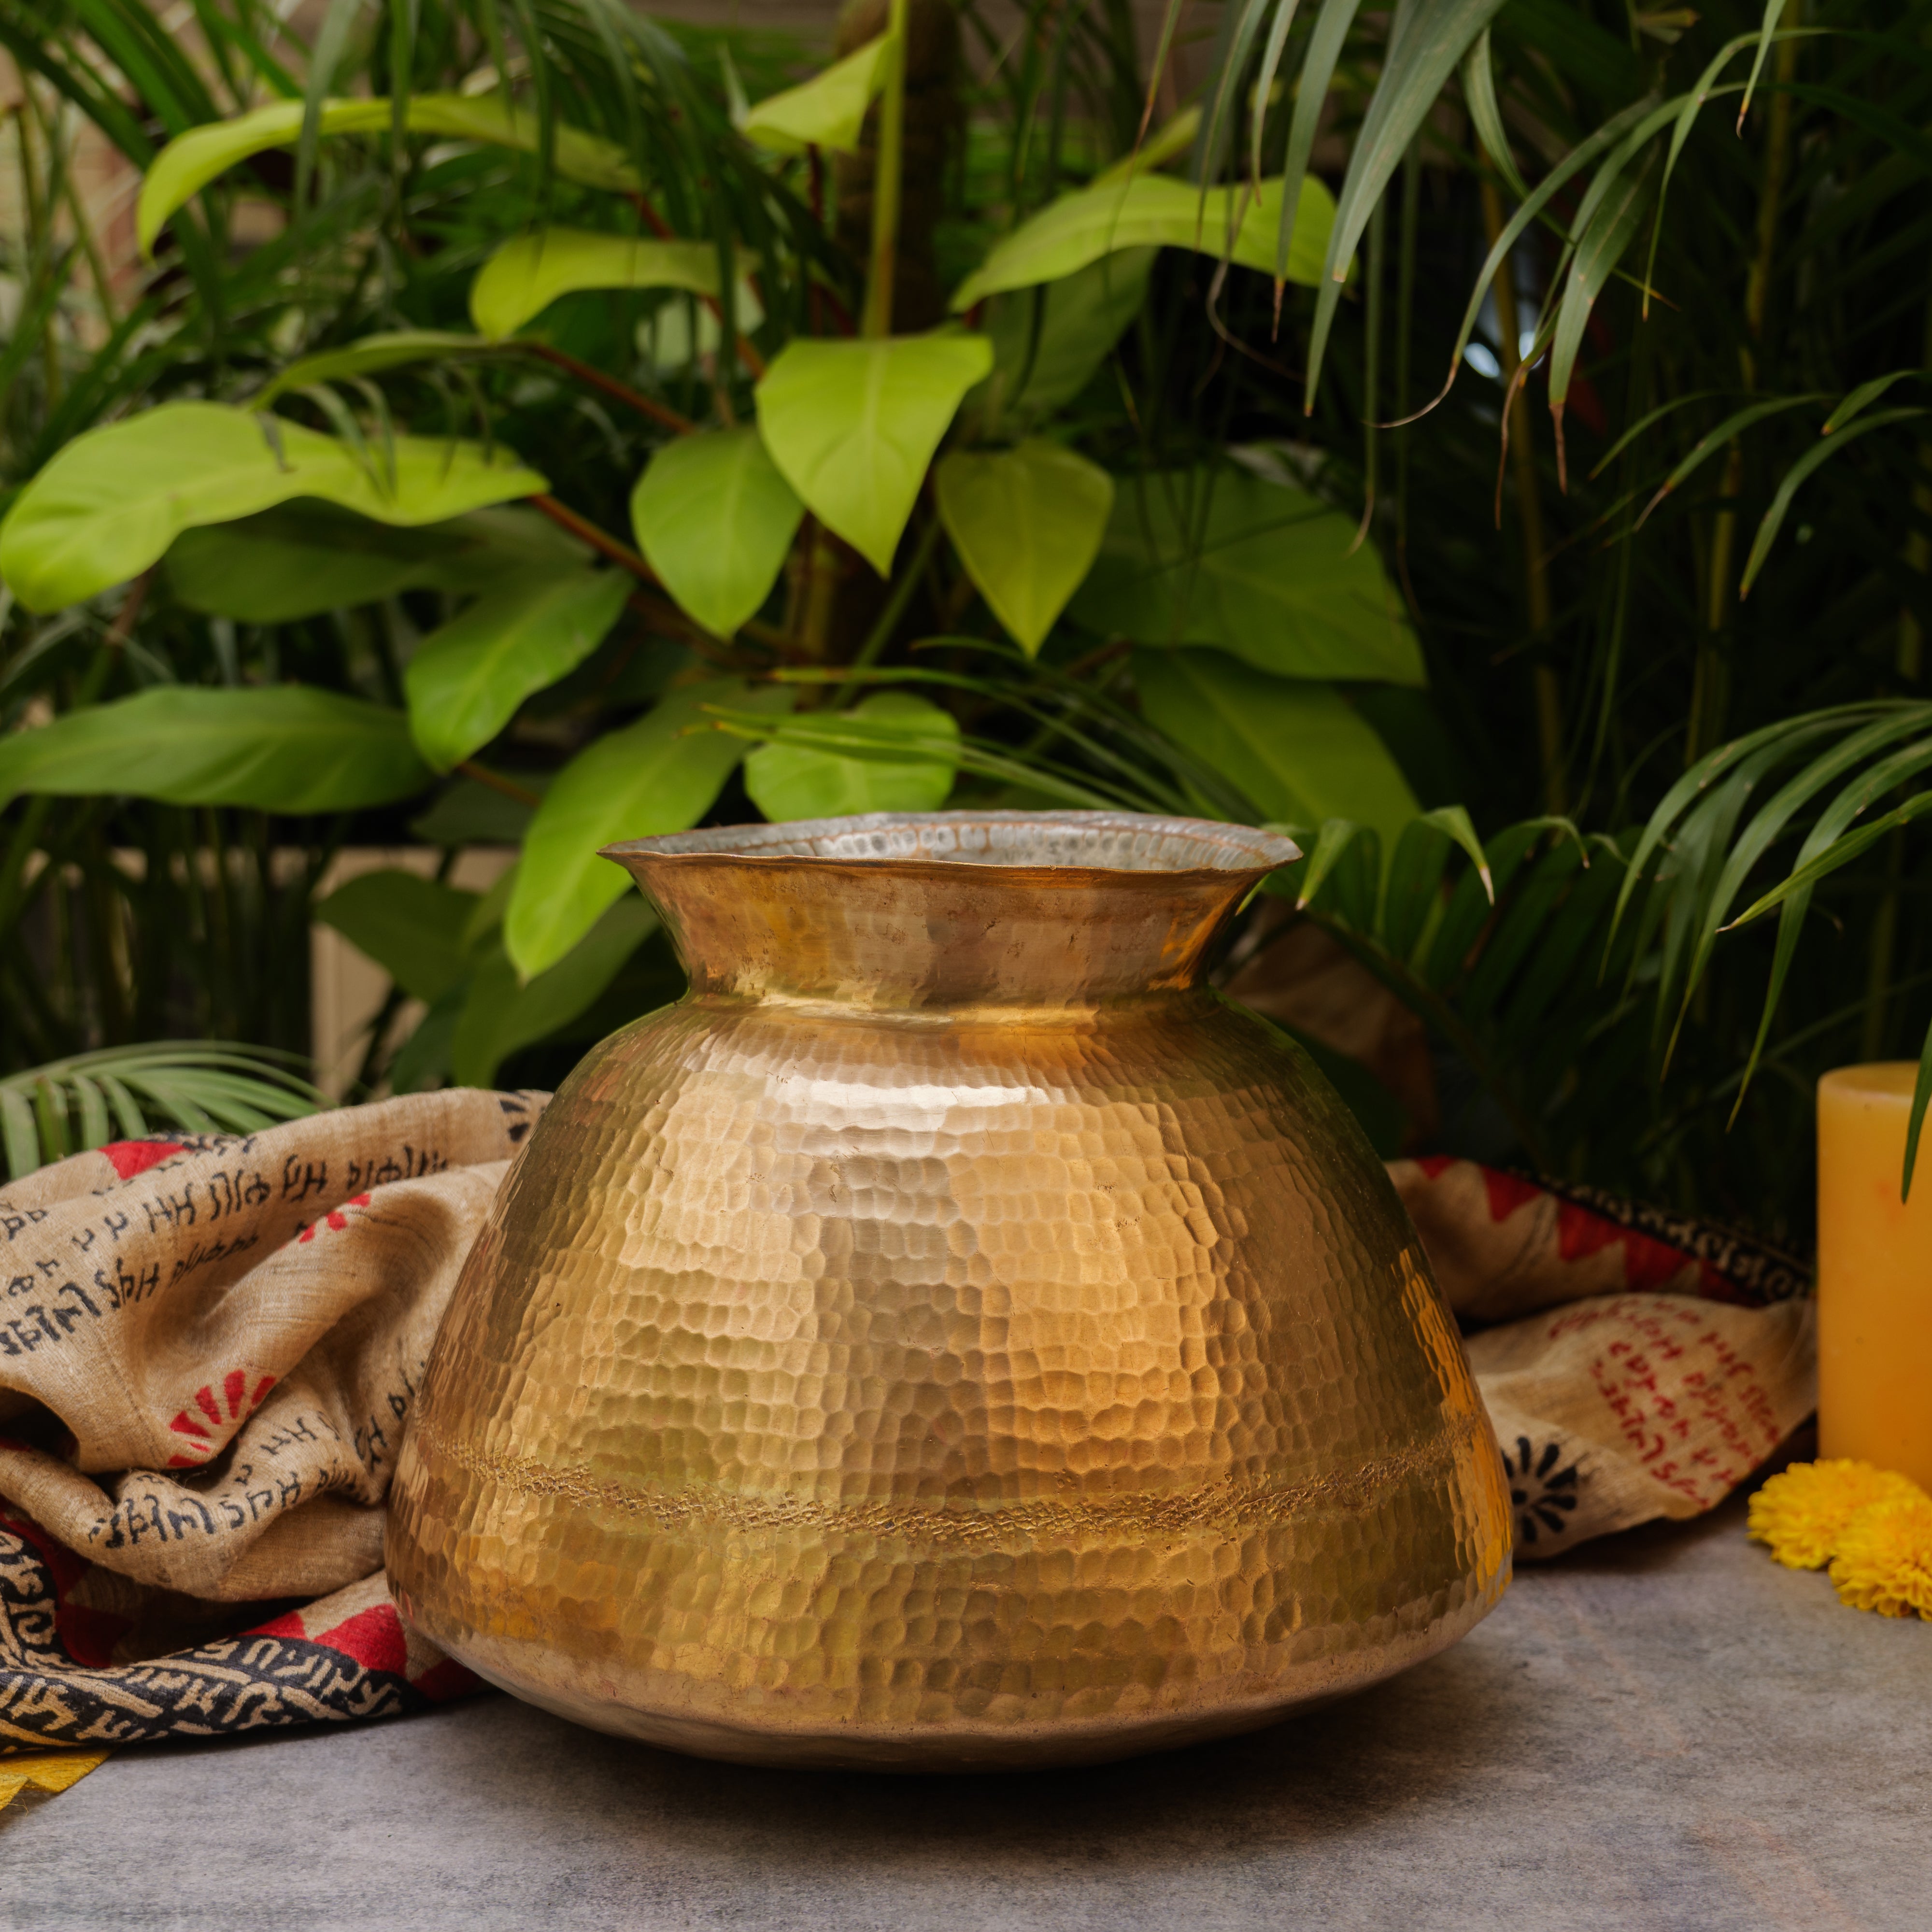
(5, 1479), (1928, 1931)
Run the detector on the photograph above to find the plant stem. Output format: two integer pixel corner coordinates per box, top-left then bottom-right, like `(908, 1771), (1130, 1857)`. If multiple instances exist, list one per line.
(1480, 179), (1563, 814)
(1863, 832), (1906, 1062)
(834, 517), (943, 706)
(455, 761), (542, 809)
(523, 343), (694, 434)
(1688, 440), (1742, 766)
(861, 0), (913, 338)
(1395, 141), (1421, 609)
(57, 132), (117, 329)
(1691, 1), (1800, 767)
(15, 91), (62, 413)
(1362, 193), (1384, 535)
(629, 194), (765, 378)
(1861, 276), (1932, 1060)
(794, 520), (845, 663)
(1899, 278), (1932, 688)
(526, 494), (658, 582)
(351, 982), (409, 1099)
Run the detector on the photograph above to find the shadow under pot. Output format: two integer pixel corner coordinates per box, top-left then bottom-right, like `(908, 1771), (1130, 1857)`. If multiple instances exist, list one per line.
(386, 809), (1510, 1770)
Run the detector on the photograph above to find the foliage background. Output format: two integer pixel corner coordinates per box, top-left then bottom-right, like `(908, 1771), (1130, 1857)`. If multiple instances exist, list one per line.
(2, 0), (1927, 1243)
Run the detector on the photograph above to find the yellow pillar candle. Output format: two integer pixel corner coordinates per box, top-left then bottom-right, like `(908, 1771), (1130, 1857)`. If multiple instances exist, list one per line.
(1817, 1063), (1932, 1489)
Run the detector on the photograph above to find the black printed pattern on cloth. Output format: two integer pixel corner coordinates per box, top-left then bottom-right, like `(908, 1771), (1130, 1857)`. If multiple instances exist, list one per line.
(1503, 1435), (1581, 1547)
(0, 1523), (425, 1754)
(1522, 1174), (1811, 1307)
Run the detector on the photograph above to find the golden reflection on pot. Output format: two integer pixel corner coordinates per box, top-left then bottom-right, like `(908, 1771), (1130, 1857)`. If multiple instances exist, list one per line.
(387, 811), (1510, 1769)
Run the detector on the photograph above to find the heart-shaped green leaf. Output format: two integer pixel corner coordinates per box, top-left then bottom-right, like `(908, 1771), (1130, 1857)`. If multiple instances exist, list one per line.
(740, 33), (895, 155)
(1070, 465), (1423, 686)
(629, 428), (803, 638)
(0, 402), (546, 612)
(140, 95), (638, 256)
(935, 441), (1113, 655)
(166, 502), (586, 624)
(1133, 648), (1418, 847)
(315, 869), (477, 1004)
(452, 898), (658, 1087)
(743, 692), (961, 821)
(0, 686), (430, 814)
(950, 174), (1336, 311)
(405, 566), (631, 772)
(469, 231), (726, 341)
(168, 505), (458, 621)
(505, 678), (792, 978)
(755, 333), (993, 576)
(971, 249), (1155, 429)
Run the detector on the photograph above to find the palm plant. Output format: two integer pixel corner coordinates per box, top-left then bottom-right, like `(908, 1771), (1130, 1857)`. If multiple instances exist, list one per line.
(1150, 0), (1932, 1227)
(0, 1043), (325, 1177)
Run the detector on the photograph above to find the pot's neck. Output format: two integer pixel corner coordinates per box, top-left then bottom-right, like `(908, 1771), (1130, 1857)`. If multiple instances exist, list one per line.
(611, 854), (1264, 1011)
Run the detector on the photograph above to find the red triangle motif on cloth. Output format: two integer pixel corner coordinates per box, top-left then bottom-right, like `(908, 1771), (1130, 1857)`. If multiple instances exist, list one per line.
(100, 1140), (186, 1181)
(1555, 1200), (1716, 1293)
(306, 1602), (412, 1677)
(1479, 1168), (1544, 1223)
(0, 1506), (132, 1668)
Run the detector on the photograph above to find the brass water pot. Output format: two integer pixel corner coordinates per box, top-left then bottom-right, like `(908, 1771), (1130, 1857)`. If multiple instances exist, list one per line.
(387, 811), (1510, 1769)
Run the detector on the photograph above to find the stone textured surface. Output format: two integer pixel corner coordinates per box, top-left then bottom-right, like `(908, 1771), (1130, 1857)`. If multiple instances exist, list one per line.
(8, 1479), (1926, 1930)
(388, 815), (1508, 1766)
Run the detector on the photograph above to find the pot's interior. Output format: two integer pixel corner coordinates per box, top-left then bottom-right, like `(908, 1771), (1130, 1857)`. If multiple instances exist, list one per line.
(609, 810), (1300, 875)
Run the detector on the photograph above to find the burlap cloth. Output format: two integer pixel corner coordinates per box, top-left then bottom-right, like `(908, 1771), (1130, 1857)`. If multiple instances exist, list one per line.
(0, 1093), (1814, 1756)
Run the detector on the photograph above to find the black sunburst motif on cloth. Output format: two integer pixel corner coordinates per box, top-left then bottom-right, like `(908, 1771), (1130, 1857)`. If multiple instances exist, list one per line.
(1504, 1435), (1581, 1545)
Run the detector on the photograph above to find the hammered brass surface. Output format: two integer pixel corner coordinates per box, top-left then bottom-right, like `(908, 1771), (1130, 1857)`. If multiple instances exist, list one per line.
(387, 811), (1511, 1769)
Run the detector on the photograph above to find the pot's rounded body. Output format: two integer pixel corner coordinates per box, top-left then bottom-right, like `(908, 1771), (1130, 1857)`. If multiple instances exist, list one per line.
(387, 812), (1510, 1769)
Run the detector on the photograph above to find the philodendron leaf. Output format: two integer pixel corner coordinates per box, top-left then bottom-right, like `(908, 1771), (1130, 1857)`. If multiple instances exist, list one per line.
(629, 428), (803, 638)
(470, 231), (726, 341)
(256, 330), (496, 404)
(405, 566), (631, 772)
(740, 32), (895, 155)
(755, 333), (994, 576)
(411, 772), (549, 847)
(1069, 465), (1423, 686)
(452, 898), (657, 1088)
(0, 402), (546, 612)
(314, 869), (476, 1004)
(0, 686), (430, 813)
(139, 95), (638, 254)
(972, 249), (1156, 428)
(506, 678), (793, 978)
(166, 501), (587, 623)
(169, 504), (456, 620)
(950, 174), (1336, 311)
(1088, 105), (1202, 189)
(935, 441), (1113, 655)
(743, 692), (961, 820)
(1134, 647), (1419, 848)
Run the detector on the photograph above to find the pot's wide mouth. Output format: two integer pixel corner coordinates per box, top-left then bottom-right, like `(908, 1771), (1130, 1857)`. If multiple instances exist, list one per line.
(603, 810), (1300, 876)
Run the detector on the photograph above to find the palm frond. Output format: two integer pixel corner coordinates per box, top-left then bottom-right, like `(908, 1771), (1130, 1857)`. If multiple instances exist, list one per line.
(0, 1045), (327, 1179)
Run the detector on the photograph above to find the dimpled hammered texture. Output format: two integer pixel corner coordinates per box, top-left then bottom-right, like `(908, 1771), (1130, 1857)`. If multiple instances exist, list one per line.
(387, 812), (1510, 1769)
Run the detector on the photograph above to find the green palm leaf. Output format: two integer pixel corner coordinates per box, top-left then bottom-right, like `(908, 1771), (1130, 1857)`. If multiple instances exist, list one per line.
(0, 1046), (327, 1179)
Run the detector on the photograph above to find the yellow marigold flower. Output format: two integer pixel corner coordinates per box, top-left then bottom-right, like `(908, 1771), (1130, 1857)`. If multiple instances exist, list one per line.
(1746, 1459), (1926, 1570)
(1830, 1494), (1932, 1619)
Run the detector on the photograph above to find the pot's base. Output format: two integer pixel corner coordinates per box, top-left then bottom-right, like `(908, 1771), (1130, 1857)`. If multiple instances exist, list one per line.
(409, 1578), (1505, 1773)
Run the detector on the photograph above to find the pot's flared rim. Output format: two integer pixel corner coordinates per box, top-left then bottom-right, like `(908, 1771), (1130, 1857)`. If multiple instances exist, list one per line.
(602, 810), (1301, 878)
